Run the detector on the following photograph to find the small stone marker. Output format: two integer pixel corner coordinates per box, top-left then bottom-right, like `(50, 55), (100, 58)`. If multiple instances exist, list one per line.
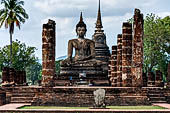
(93, 88), (106, 108)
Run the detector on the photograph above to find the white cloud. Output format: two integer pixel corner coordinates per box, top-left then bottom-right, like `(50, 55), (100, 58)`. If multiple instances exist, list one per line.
(158, 12), (170, 18)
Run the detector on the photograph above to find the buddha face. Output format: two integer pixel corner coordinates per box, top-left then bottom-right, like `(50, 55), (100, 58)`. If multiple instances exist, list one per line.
(77, 27), (86, 38)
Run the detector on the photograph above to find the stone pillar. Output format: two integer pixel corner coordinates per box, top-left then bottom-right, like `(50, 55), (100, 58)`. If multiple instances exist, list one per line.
(155, 70), (163, 87)
(122, 22), (132, 87)
(110, 46), (117, 86)
(117, 34), (122, 87)
(42, 19), (56, 87)
(131, 9), (144, 87)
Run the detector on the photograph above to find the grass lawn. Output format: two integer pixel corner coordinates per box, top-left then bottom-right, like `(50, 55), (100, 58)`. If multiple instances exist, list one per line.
(20, 106), (166, 109)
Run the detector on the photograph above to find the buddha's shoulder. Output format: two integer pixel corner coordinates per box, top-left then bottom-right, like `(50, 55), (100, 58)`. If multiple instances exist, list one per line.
(68, 39), (78, 42)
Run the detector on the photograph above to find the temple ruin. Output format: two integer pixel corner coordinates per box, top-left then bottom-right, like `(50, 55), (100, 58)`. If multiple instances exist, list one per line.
(0, 0), (170, 109)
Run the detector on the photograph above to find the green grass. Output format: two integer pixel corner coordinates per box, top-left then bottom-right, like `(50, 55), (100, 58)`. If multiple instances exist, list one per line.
(107, 106), (165, 109)
(20, 106), (166, 109)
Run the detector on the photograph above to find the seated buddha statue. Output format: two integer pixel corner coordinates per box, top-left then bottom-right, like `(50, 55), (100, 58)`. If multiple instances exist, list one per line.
(58, 13), (109, 86)
(61, 12), (101, 67)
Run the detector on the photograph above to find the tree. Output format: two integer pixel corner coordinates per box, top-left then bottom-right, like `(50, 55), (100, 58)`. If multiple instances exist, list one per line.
(0, 0), (29, 67)
(143, 14), (170, 77)
(0, 39), (37, 71)
(56, 60), (62, 76)
(26, 62), (42, 85)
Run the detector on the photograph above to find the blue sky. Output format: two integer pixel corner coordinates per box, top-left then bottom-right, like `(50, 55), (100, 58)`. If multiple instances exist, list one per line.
(0, 0), (170, 59)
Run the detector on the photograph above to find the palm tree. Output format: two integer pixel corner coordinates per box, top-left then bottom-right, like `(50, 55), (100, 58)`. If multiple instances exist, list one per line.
(0, 0), (28, 67)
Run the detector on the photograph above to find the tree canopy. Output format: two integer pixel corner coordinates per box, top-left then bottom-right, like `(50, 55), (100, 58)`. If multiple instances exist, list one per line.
(143, 14), (170, 77)
(0, 40), (37, 71)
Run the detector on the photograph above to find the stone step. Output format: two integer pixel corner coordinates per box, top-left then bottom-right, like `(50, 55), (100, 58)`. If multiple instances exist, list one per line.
(148, 93), (164, 97)
(11, 97), (33, 102)
(148, 90), (164, 94)
(12, 93), (35, 97)
(151, 100), (167, 103)
(10, 100), (32, 103)
(149, 97), (166, 101)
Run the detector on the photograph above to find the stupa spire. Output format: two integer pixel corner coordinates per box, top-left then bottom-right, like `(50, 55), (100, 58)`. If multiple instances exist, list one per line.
(80, 12), (83, 22)
(96, 0), (103, 29)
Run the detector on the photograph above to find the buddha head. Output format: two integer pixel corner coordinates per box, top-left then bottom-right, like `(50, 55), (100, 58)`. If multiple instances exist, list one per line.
(76, 12), (87, 38)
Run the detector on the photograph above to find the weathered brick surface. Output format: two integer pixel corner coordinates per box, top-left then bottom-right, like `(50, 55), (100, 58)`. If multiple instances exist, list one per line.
(2, 67), (10, 83)
(2, 67), (26, 86)
(42, 19), (56, 87)
(117, 34), (122, 87)
(4, 86), (170, 107)
(109, 9), (144, 87)
(109, 46), (117, 86)
(30, 87), (150, 107)
(122, 22), (132, 87)
(131, 8), (144, 87)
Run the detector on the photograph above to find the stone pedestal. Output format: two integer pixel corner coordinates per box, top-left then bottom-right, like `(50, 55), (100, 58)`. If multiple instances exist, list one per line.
(122, 22), (132, 87)
(42, 19), (56, 87)
(131, 9), (144, 87)
(59, 60), (109, 86)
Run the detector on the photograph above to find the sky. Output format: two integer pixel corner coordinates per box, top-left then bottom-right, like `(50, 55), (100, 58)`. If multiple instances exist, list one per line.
(0, 0), (170, 59)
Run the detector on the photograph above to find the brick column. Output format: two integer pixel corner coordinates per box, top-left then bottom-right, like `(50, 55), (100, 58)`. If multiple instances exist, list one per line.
(131, 9), (144, 87)
(42, 19), (56, 87)
(2, 67), (9, 84)
(122, 22), (132, 87)
(110, 46), (117, 86)
(117, 34), (122, 87)
(9, 68), (15, 84)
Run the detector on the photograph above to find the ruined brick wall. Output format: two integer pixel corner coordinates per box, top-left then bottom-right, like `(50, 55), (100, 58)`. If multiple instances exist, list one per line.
(109, 9), (144, 87)
(109, 46), (117, 86)
(131, 9), (144, 87)
(122, 22), (132, 87)
(42, 19), (56, 87)
(117, 34), (122, 87)
(2, 67), (26, 86)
